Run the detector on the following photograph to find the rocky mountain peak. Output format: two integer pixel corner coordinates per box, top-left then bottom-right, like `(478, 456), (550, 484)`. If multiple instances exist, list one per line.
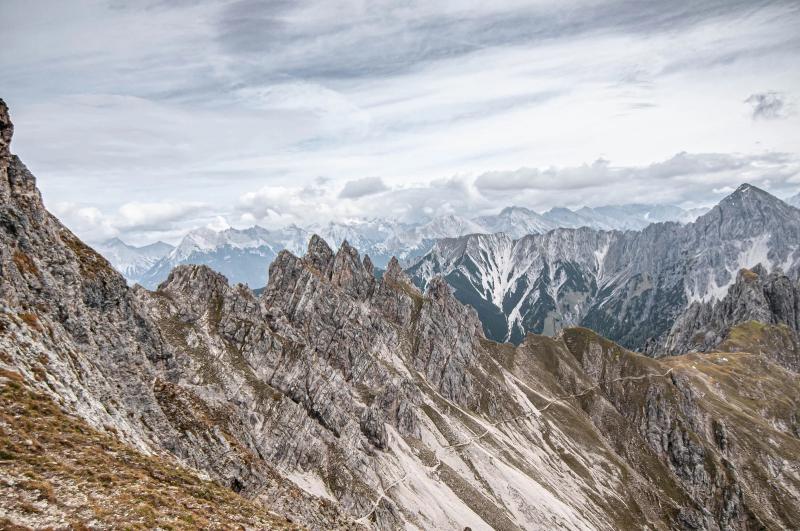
(104, 237), (126, 247)
(330, 239), (375, 299)
(663, 262), (800, 370)
(158, 263), (230, 299)
(304, 233), (334, 272)
(383, 256), (411, 285)
(545, 206), (573, 215)
(708, 183), (793, 223)
(739, 263), (768, 282)
(362, 254), (374, 275)
(723, 183), (783, 208)
(688, 182), (800, 247)
(499, 205), (535, 216)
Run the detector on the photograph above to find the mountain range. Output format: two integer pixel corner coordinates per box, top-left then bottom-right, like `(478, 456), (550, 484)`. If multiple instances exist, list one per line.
(94, 237), (175, 282)
(409, 184), (800, 351)
(2, 99), (800, 529)
(99, 202), (708, 289)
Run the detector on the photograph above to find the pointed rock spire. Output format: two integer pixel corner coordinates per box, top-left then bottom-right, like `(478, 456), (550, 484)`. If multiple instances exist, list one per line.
(0, 98), (13, 200)
(362, 254), (374, 277)
(383, 257), (410, 284)
(1, 99), (41, 205)
(331, 240), (374, 300)
(304, 234), (334, 274)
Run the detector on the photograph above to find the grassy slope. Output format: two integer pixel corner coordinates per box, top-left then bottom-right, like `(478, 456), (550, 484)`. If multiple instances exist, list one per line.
(561, 326), (800, 528)
(0, 368), (301, 530)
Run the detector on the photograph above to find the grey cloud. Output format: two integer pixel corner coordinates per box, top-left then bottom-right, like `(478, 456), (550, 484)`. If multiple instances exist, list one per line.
(213, 0), (789, 82)
(645, 152), (754, 179)
(659, 34), (800, 76)
(338, 177), (389, 199)
(474, 152), (799, 198)
(473, 168), (541, 192)
(381, 91), (564, 135)
(746, 92), (788, 120)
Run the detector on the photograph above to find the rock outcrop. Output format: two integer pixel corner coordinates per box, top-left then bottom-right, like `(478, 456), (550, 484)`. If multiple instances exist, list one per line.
(0, 99), (354, 529)
(555, 328), (800, 529)
(664, 264), (800, 371)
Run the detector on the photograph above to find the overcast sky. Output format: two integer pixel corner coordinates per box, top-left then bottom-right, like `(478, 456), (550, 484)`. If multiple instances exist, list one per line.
(2, 0), (799, 244)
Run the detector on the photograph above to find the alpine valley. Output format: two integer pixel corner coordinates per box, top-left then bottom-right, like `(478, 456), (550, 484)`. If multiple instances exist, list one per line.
(2, 95), (800, 531)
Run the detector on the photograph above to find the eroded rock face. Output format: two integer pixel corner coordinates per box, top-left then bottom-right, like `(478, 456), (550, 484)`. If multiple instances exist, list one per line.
(2, 98), (800, 530)
(0, 99), (354, 529)
(558, 328), (800, 530)
(664, 265), (800, 371)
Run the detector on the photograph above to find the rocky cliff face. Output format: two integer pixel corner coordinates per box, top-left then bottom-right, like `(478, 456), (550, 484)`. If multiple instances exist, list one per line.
(555, 328), (800, 529)
(2, 98), (800, 530)
(0, 99), (353, 529)
(663, 264), (800, 370)
(407, 229), (614, 343)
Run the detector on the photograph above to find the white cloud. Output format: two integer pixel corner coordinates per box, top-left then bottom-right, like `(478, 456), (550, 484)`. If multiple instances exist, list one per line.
(207, 215), (232, 232)
(117, 201), (207, 230)
(50, 203), (117, 243)
(50, 199), (213, 245)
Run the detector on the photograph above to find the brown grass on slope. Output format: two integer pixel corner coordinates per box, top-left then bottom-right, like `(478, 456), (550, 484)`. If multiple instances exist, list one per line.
(0, 368), (302, 530)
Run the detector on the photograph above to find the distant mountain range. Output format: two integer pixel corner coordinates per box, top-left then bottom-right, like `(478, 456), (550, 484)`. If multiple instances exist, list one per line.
(98, 202), (709, 289)
(94, 238), (175, 282)
(408, 184), (800, 351)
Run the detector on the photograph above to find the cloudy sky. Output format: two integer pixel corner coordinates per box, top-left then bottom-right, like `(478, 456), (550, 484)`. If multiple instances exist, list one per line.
(2, 0), (799, 245)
